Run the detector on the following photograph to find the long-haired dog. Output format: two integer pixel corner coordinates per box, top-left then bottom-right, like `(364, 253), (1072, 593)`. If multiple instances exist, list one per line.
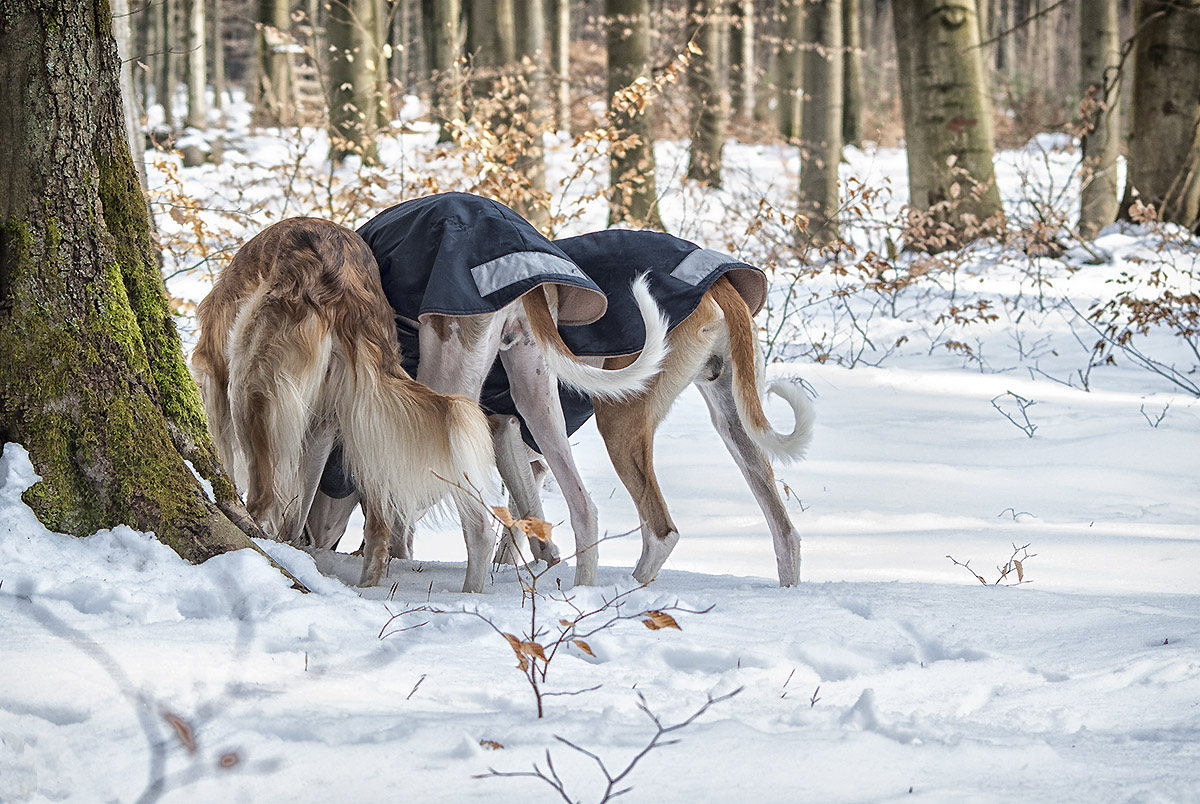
(192, 217), (496, 591)
(304, 193), (669, 588)
(500, 230), (815, 586)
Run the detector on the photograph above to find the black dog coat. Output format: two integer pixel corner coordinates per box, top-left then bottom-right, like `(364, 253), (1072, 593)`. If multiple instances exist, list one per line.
(319, 193), (608, 499)
(489, 229), (769, 451)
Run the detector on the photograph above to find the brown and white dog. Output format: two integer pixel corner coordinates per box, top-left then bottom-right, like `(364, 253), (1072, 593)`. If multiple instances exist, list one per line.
(191, 217), (498, 591)
(303, 194), (670, 588)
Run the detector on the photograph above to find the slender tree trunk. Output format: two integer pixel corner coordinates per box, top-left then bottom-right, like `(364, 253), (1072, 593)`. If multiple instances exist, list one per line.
(728, 0), (754, 120)
(253, 0), (293, 126)
(428, 0), (463, 142)
(549, 0), (571, 132)
(156, 0), (176, 127)
(515, 0), (550, 227)
(893, 0), (1005, 250)
(1120, 0), (1200, 231)
(1078, 0), (1121, 239)
(391, 0), (410, 89)
(211, 0), (226, 111)
(112, 0), (147, 189)
(799, 0), (842, 247)
(777, 0), (804, 141)
(606, 0), (663, 229)
(686, 0), (726, 187)
(327, 0), (384, 163)
(842, 0), (862, 147)
(186, 0), (207, 129)
(0, 0), (273, 564)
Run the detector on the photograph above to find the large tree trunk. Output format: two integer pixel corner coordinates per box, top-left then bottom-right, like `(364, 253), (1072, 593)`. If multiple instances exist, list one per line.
(1119, 0), (1200, 232)
(327, 0), (384, 163)
(1078, 0), (1121, 239)
(606, 0), (664, 229)
(798, 0), (842, 247)
(893, 0), (1004, 250)
(0, 0), (275, 565)
(686, 0), (726, 187)
(777, 0), (804, 142)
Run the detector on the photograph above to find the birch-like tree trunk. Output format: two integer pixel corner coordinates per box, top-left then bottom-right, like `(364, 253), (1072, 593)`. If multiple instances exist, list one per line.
(185, 0), (207, 130)
(799, 0), (842, 246)
(1120, 0), (1200, 232)
(686, 0), (726, 187)
(606, 0), (663, 229)
(893, 0), (1004, 249)
(0, 0), (271, 564)
(1078, 0), (1121, 239)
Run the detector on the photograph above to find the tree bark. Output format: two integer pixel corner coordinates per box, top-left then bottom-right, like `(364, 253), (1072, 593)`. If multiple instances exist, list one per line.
(327, 0), (384, 163)
(0, 0), (273, 566)
(893, 0), (1005, 250)
(185, 0), (207, 129)
(606, 0), (664, 229)
(799, 0), (843, 247)
(1119, 0), (1200, 232)
(252, 0), (293, 126)
(1078, 0), (1121, 239)
(427, 0), (463, 143)
(549, 0), (571, 132)
(728, 0), (754, 120)
(686, 0), (726, 187)
(777, 0), (804, 141)
(112, 0), (147, 189)
(515, 0), (550, 227)
(842, 0), (863, 147)
(211, 0), (226, 111)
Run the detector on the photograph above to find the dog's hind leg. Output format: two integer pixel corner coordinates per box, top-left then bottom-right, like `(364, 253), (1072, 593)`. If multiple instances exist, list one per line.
(358, 497), (392, 586)
(305, 489), (361, 551)
(695, 366), (801, 587)
(490, 414), (558, 566)
(500, 336), (599, 586)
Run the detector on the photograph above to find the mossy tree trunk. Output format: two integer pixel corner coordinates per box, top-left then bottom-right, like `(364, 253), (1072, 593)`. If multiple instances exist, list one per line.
(1119, 0), (1200, 232)
(0, 0), (273, 566)
(606, 0), (664, 229)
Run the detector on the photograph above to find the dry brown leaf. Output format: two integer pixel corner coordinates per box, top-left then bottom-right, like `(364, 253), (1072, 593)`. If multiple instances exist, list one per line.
(502, 633), (530, 672)
(1014, 559), (1024, 582)
(573, 639), (595, 657)
(479, 739), (504, 751)
(642, 610), (682, 631)
(162, 711), (197, 753)
(521, 641), (547, 661)
(521, 518), (554, 544)
(492, 506), (516, 528)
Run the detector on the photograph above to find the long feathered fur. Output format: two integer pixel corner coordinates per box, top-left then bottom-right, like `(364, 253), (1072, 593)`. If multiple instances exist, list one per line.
(193, 218), (494, 586)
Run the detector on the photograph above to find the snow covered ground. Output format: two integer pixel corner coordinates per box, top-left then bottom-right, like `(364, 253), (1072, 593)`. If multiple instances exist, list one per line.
(3, 100), (1199, 802)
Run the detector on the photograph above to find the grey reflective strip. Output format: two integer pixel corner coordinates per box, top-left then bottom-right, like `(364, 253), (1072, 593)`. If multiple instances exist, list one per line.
(670, 248), (735, 286)
(471, 252), (589, 297)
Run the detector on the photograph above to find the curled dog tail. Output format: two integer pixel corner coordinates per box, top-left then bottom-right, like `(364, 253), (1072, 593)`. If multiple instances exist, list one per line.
(710, 276), (815, 464)
(522, 274), (669, 401)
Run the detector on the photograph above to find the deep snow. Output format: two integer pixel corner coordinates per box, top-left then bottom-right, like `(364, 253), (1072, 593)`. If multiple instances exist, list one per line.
(2, 97), (1199, 803)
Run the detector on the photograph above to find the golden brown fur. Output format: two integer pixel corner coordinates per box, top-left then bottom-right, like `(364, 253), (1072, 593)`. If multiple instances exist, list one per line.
(193, 218), (495, 590)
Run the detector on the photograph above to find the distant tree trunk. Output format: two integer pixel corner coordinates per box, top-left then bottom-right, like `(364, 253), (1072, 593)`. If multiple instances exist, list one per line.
(728, 0), (754, 120)
(1078, 0), (1121, 239)
(606, 0), (664, 229)
(777, 0), (804, 141)
(253, 0), (292, 126)
(893, 0), (1004, 250)
(1119, 0), (1200, 232)
(185, 0), (207, 129)
(211, 0), (226, 111)
(686, 0), (726, 187)
(841, 0), (862, 147)
(799, 0), (842, 247)
(327, 0), (383, 163)
(0, 0), (272, 564)
(549, 0), (571, 132)
(390, 0), (411, 89)
(156, 0), (178, 127)
(427, 0), (463, 142)
(515, 0), (550, 227)
(112, 0), (147, 188)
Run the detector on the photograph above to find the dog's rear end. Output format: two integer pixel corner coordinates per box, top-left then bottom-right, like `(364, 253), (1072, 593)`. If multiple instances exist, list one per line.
(194, 218), (494, 588)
